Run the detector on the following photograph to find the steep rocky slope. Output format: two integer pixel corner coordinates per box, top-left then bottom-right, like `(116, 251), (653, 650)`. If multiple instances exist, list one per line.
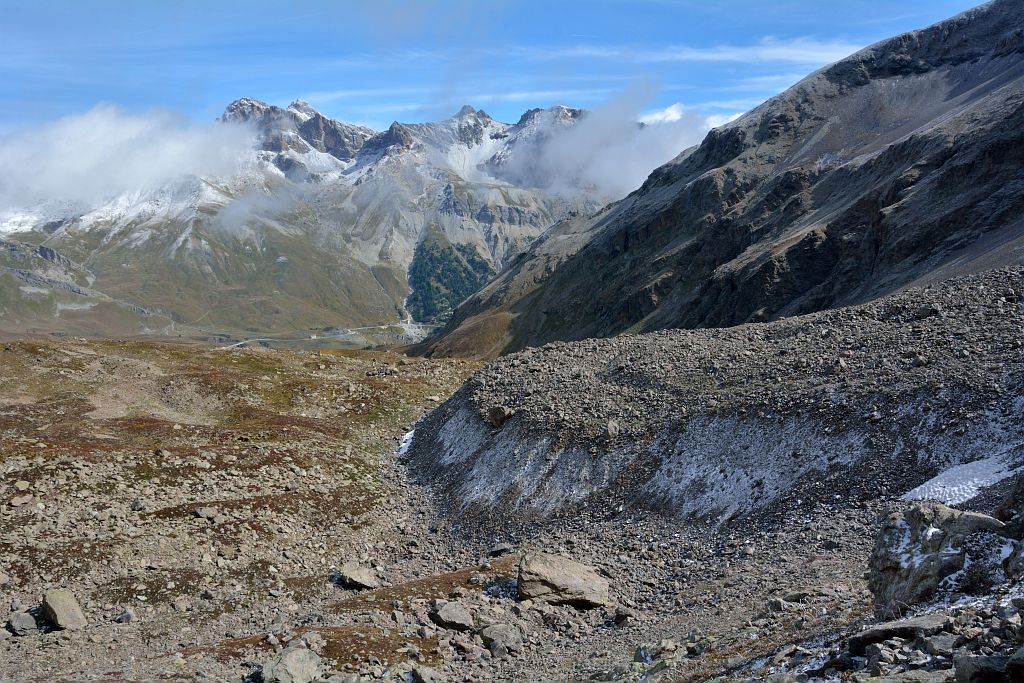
(423, 0), (1024, 358)
(408, 267), (1024, 524)
(0, 101), (597, 339)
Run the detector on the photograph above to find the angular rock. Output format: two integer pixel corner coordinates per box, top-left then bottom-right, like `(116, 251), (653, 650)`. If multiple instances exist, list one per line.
(953, 654), (1008, 682)
(480, 623), (523, 652)
(113, 607), (136, 624)
(332, 562), (379, 590)
(261, 647), (324, 683)
(430, 601), (474, 631)
(518, 552), (609, 608)
(411, 667), (444, 683)
(41, 589), (87, 630)
(7, 611), (37, 637)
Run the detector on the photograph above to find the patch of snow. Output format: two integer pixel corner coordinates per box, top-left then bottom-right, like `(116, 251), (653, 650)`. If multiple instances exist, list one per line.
(56, 302), (96, 313)
(398, 430), (415, 455)
(0, 211), (42, 234)
(902, 454), (1024, 504)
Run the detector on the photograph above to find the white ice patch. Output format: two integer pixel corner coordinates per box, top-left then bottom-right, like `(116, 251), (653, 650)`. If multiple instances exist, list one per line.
(902, 455), (1024, 505)
(398, 430), (415, 455)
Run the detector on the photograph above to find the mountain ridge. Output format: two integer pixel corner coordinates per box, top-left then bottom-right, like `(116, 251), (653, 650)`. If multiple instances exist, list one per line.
(420, 0), (1024, 358)
(0, 99), (599, 340)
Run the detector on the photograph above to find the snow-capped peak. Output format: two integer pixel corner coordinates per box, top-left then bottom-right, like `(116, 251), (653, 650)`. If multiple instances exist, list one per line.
(287, 99), (318, 121)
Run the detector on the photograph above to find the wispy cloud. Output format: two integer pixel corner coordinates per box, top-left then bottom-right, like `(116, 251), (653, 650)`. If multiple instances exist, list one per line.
(640, 102), (744, 129)
(501, 36), (864, 66)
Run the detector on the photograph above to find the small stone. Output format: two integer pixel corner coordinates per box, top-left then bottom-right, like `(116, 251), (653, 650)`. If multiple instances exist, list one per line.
(13, 480), (30, 492)
(488, 543), (515, 557)
(113, 607), (136, 624)
(487, 405), (514, 428)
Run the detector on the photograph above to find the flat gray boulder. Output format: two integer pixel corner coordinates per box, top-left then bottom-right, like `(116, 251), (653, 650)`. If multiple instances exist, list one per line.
(517, 552), (609, 608)
(41, 589), (87, 630)
(332, 562), (379, 590)
(430, 601), (474, 631)
(847, 613), (952, 656)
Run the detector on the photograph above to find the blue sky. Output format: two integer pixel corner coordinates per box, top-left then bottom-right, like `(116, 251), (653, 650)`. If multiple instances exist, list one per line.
(1, 0), (981, 131)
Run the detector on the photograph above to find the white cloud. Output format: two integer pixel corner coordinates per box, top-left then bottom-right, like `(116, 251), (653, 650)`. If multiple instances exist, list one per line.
(705, 112), (744, 128)
(638, 102), (687, 124)
(503, 36), (864, 67)
(641, 102), (742, 130)
(0, 104), (256, 210)
(493, 88), (714, 200)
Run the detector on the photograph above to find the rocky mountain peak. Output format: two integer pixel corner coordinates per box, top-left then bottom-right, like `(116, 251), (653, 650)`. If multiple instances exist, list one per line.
(287, 99), (319, 121)
(221, 97), (280, 124)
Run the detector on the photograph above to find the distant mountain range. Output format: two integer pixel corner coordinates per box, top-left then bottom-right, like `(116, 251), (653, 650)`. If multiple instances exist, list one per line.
(0, 100), (597, 339)
(421, 0), (1024, 358)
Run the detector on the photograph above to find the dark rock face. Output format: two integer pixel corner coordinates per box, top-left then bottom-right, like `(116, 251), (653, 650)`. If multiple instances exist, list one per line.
(424, 0), (1024, 358)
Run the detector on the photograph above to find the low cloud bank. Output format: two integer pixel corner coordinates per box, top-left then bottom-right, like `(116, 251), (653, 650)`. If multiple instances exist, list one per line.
(492, 90), (736, 200)
(0, 104), (255, 210)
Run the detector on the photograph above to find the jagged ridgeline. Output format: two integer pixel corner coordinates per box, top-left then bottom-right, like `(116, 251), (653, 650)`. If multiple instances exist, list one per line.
(0, 102), (595, 339)
(423, 0), (1024, 358)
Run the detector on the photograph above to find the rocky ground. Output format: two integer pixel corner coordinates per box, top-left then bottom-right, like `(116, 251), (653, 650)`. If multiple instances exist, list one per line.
(2, 267), (1023, 683)
(0, 337), (888, 683)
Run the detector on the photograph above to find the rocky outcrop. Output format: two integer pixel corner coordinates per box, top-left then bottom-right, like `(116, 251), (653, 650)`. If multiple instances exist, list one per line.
(517, 552), (609, 607)
(869, 503), (1013, 618)
(423, 0), (1024, 358)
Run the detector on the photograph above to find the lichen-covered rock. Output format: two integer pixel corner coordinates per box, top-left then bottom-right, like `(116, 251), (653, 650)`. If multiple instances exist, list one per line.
(517, 552), (609, 608)
(869, 502), (1016, 618)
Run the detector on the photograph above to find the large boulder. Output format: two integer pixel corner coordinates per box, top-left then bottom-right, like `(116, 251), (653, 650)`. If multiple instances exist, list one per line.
(40, 589), (87, 630)
(429, 600), (474, 631)
(517, 552), (609, 608)
(261, 647), (324, 683)
(869, 502), (1017, 618)
(847, 613), (953, 656)
(331, 562), (379, 590)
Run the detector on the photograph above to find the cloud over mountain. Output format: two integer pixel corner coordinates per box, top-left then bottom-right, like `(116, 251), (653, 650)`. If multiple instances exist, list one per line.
(0, 105), (256, 210)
